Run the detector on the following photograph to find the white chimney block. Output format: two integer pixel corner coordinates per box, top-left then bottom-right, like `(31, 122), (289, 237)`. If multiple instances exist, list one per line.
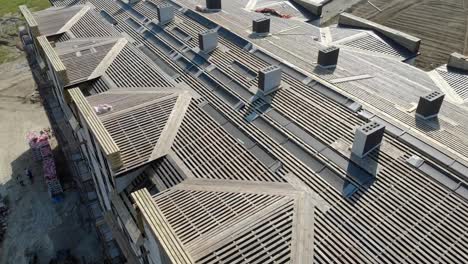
(157, 4), (174, 25)
(351, 121), (385, 158)
(258, 65), (282, 94)
(199, 29), (218, 53)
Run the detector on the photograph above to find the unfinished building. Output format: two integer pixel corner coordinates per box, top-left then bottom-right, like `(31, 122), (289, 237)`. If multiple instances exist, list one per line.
(20, 0), (468, 263)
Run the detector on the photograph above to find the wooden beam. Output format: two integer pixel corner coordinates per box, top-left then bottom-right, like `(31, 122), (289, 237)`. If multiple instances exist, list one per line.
(150, 92), (192, 160)
(37, 36), (69, 84)
(19, 5), (39, 37)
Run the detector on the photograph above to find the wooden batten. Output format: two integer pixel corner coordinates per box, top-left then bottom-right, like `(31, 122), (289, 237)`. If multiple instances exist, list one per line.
(67, 87), (123, 170)
(36, 36), (69, 84)
(131, 189), (193, 264)
(19, 5), (39, 37)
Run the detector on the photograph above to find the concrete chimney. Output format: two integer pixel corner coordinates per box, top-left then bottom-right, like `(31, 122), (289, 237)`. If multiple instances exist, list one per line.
(317, 46), (340, 67)
(258, 65), (282, 94)
(416, 91), (445, 120)
(157, 3), (174, 25)
(252, 17), (270, 36)
(351, 121), (385, 158)
(206, 0), (222, 10)
(199, 29), (218, 53)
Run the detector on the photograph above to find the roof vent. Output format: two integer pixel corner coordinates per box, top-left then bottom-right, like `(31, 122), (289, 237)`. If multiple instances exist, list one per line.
(447, 52), (468, 72)
(252, 17), (270, 36)
(198, 29), (218, 53)
(351, 121), (385, 158)
(416, 91), (445, 120)
(258, 65), (282, 94)
(317, 46), (340, 68)
(157, 3), (174, 25)
(206, 0), (222, 10)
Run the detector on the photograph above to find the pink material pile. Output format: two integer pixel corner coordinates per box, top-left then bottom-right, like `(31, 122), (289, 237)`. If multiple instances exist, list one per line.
(27, 131), (51, 161)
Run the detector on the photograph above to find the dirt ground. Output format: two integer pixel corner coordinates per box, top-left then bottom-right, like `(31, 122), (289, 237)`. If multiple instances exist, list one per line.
(0, 57), (103, 263)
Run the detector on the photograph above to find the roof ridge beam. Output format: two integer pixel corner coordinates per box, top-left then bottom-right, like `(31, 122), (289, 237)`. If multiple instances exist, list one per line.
(56, 4), (92, 35)
(150, 92), (192, 160)
(88, 38), (128, 80)
(174, 178), (299, 196)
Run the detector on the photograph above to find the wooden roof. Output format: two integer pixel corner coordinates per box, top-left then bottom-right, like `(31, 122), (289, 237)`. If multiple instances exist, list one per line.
(67, 87), (122, 170)
(85, 88), (192, 174)
(132, 173), (326, 264)
(44, 0), (468, 263)
(54, 37), (127, 85)
(21, 5), (91, 37)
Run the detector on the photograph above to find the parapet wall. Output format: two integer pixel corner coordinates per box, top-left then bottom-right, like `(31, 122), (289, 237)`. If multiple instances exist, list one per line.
(448, 52), (468, 71)
(290, 0), (330, 16)
(338, 13), (421, 53)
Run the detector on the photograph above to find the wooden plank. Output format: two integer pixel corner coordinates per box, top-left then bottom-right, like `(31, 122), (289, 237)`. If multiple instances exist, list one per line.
(37, 36), (69, 84)
(174, 177), (298, 196)
(19, 5), (39, 36)
(291, 193), (316, 264)
(150, 92), (192, 160)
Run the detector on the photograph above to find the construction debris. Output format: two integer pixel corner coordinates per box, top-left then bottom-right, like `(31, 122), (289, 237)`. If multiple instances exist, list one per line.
(27, 130), (64, 202)
(93, 104), (112, 115)
(26, 131), (50, 161)
(254, 8), (292, 18)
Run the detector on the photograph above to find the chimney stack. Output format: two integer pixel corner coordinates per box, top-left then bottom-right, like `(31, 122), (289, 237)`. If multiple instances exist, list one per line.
(252, 17), (270, 36)
(258, 65), (282, 94)
(351, 121), (385, 158)
(157, 3), (174, 25)
(415, 91), (445, 120)
(199, 29), (218, 53)
(317, 46), (340, 67)
(206, 0), (222, 10)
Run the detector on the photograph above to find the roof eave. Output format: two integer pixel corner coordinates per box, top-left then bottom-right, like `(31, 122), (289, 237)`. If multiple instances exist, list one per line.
(67, 87), (123, 170)
(131, 188), (193, 264)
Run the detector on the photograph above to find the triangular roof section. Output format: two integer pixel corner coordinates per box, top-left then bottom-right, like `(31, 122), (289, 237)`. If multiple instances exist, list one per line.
(19, 4), (91, 37)
(37, 36), (127, 86)
(55, 37), (128, 85)
(68, 87), (192, 174)
(131, 173), (329, 264)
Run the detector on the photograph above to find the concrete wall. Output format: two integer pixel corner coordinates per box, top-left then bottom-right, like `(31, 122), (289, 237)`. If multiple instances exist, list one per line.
(338, 13), (421, 53)
(448, 52), (468, 71)
(290, 0), (327, 16)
